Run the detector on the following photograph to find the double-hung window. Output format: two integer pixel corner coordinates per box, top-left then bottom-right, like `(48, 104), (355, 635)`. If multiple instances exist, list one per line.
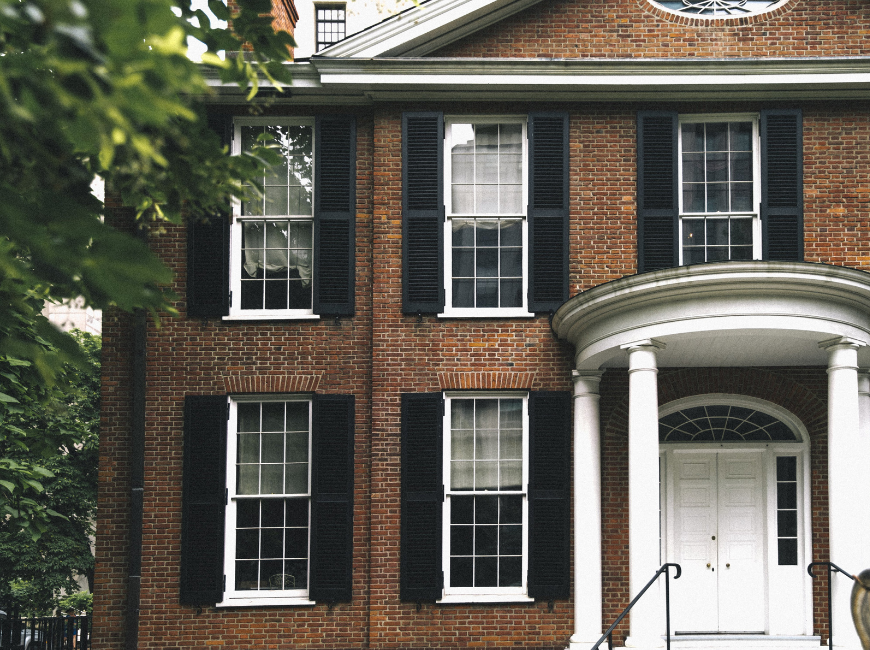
(443, 118), (530, 317)
(679, 115), (761, 265)
(187, 114), (355, 320)
(232, 118), (316, 318)
(315, 4), (346, 51)
(443, 395), (529, 600)
(180, 394), (354, 607)
(402, 112), (568, 317)
(399, 391), (570, 604)
(223, 397), (313, 605)
(637, 109), (802, 273)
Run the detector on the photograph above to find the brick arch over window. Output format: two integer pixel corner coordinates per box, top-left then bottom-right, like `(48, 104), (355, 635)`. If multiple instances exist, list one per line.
(598, 366), (828, 648)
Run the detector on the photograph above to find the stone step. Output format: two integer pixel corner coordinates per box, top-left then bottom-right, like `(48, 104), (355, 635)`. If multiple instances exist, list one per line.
(612, 635), (825, 650)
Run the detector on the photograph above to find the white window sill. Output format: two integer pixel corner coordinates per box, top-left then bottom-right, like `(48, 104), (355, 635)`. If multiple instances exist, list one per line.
(216, 596), (316, 607)
(438, 309), (535, 319)
(437, 594), (535, 605)
(224, 313), (320, 321)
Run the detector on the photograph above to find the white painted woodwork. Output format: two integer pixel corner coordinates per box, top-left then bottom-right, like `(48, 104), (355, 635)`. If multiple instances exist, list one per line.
(669, 452), (764, 634)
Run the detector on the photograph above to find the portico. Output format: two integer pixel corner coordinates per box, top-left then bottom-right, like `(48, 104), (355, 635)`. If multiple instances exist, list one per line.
(555, 262), (870, 650)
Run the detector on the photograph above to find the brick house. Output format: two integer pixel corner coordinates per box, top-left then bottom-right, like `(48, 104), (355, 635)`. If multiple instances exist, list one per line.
(95, 1), (870, 649)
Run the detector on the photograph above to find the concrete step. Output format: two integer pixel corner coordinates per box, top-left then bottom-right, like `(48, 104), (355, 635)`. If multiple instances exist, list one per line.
(617, 635), (825, 650)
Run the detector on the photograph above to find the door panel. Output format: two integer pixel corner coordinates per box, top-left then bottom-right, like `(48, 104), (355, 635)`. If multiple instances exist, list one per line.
(669, 451), (766, 633)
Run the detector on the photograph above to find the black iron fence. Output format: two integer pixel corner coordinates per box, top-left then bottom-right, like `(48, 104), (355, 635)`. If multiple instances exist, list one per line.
(0, 606), (89, 650)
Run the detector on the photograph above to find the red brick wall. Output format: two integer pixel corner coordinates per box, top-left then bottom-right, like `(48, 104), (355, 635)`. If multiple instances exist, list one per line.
(94, 95), (863, 647)
(434, 0), (870, 59)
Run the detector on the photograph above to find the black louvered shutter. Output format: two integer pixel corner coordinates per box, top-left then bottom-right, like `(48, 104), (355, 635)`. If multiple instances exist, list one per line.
(180, 395), (227, 605)
(309, 394), (355, 602)
(314, 116), (356, 316)
(187, 112), (231, 318)
(761, 109), (803, 262)
(528, 112), (569, 312)
(637, 112), (679, 273)
(528, 391), (571, 600)
(402, 112), (444, 313)
(400, 393), (443, 601)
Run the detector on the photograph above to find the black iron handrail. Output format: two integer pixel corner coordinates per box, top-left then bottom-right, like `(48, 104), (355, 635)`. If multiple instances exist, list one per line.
(808, 561), (856, 650)
(592, 563), (682, 650)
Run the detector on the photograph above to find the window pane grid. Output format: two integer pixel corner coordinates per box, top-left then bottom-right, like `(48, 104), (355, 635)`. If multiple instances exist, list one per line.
(680, 120), (756, 264)
(316, 6), (346, 51)
(450, 122), (523, 216)
(776, 456), (798, 566)
(451, 218), (523, 309)
(241, 125), (312, 218)
(449, 495), (523, 588)
(233, 400), (311, 594)
(450, 398), (523, 491)
(240, 219), (313, 310)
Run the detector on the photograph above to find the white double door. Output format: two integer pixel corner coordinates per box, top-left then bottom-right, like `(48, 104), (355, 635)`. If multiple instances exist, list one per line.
(666, 450), (766, 634)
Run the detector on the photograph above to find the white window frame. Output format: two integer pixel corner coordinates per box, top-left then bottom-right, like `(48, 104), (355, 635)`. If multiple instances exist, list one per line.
(440, 392), (533, 603)
(441, 116), (533, 319)
(227, 117), (319, 321)
(677, 113), (762, 266)
(218, 395), (315, 607)
(650, 0), (791, 19)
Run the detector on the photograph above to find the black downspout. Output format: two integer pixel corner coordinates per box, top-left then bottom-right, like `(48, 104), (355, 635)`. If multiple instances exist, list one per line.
(125, 307), (146, 650)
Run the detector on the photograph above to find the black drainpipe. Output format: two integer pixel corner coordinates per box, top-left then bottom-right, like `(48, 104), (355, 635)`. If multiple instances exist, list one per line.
(125, 307), (146, 650)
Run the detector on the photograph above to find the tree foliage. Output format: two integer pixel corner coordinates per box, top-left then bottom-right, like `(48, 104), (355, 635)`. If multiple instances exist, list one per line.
(0, 0), (291, 527)
(0, 330), (99, 613)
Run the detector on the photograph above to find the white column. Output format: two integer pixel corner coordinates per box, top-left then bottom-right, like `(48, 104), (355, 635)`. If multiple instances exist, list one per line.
(568, 370), (604, 650)
(821, 337), (868, 650)
(622, 340), (666, 649)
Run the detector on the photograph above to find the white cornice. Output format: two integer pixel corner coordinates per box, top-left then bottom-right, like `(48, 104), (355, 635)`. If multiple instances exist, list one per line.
(316, 0), (546, 58)
(199, 57), (870, 103)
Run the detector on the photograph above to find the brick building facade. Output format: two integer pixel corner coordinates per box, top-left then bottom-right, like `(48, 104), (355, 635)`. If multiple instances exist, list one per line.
(95, 1), (870, 649)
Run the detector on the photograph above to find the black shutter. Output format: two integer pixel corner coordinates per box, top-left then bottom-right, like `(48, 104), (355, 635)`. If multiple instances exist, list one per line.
(309, 394), (355, 602)
(180, 395), (227, 605)
(400, 393), (443, 601)
(527, 391), (571, 600)
(402, 112), (444, 314)
(761, 109), (803, 262)
(528, 112), (570, 312)
(187, 111), (231, 318)
(314, 116), (356, 316)
(637, 112), (679, 273)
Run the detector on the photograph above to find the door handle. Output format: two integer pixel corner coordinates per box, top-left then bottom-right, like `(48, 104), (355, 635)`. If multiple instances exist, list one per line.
(706, 563), (711, 568)
(726, 563), (730, 568)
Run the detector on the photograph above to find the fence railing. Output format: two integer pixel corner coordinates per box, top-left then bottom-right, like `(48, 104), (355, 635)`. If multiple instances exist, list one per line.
(0, 608), (89, 650)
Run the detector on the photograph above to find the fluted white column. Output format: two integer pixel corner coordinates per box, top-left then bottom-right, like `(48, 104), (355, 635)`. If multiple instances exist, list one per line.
(821, 337), (867, 650)
(622, 340), (666, 649)
(568, 370), (604, 650)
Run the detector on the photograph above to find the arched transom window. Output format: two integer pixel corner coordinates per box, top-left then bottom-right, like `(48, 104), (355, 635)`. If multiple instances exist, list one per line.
(659, 404), (799, 442)
(649, 0), (790, 18)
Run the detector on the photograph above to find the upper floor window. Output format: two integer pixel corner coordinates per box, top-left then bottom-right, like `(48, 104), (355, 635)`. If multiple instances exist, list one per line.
(637, 109), (802, 273)
(679, 115), (760, 265)
(232, 118), (316, 318)
(443, 118), (530, 317)
(650, 0), (790, 18)
(316, 4), (346, 51)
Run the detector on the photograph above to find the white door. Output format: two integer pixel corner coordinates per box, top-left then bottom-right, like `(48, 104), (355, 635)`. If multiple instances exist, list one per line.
(669, 451), (766, 633)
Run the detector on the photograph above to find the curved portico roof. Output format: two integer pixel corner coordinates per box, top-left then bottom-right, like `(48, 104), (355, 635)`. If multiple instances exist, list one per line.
(552, 261), (870, 370)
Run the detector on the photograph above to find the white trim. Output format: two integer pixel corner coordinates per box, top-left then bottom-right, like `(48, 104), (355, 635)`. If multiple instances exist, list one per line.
(676, 114), (761, 265)
(440, 393), (530, 601)
(227, 117), (318, 320)
(219, 396), (313, 607)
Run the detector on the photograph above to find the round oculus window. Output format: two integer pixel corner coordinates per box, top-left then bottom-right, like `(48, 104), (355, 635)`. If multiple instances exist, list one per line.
(649, 0), (790, 18)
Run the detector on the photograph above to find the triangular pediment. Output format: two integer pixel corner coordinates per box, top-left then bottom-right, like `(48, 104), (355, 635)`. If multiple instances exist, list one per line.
(315, 0), (546, 58)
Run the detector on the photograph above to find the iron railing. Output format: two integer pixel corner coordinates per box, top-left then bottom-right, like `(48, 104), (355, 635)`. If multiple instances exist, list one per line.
(592, 563), (682, 650)
(0, 607), (89, 650)
(808, 561), (856, 650)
